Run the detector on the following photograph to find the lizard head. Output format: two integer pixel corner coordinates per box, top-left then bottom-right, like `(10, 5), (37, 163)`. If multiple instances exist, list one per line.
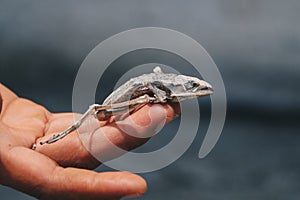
(183, 76), (213, 94)
(152, 66), (213, 101)
(171, 75), (213, 101)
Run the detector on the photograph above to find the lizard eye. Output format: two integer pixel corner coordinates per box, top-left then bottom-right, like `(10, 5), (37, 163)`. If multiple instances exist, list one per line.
(185, 81), (199, 90)
(192, 82), (199, 88)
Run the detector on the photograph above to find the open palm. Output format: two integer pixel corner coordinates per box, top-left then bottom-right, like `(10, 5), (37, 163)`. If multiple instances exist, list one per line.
(0, 84), (177, 199)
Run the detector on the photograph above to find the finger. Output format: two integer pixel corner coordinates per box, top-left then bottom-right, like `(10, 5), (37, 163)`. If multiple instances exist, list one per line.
(1, 146), (147, 199)
(36, 113), (101, 168)
(35, 103), (179, 168)
(0, 83), (18, 119)
(0, 88), (2, 114)
(82, 104), (175, 162)
(46, 169), (146, 200)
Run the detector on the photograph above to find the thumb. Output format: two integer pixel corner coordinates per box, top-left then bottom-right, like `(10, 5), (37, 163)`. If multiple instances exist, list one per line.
(1, 146), (147, 200)
(45, 169), (147, 200)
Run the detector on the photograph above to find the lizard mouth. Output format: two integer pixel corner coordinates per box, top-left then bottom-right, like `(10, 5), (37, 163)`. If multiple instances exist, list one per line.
(195, 87), (214, 96)
(170, 87), (213, 100)
(196, 86), (213, 94)
(200, 87), (213, 92)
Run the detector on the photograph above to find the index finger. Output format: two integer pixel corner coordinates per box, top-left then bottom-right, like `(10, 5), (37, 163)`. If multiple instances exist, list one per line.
(35, 103), (179, 168)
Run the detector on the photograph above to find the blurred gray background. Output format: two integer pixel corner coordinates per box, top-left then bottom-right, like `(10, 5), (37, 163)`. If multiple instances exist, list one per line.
(0, 0), (299, 199)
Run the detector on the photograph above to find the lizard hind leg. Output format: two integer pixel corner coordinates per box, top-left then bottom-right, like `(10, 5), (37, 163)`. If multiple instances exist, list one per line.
(39, 104), (101, 145)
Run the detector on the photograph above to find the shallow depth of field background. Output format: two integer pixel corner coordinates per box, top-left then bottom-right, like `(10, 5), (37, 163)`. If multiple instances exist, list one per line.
(1, 1), (299, 199)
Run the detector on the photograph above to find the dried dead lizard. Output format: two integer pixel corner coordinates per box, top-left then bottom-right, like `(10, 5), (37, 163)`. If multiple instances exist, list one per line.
(40, 66), (213, 145)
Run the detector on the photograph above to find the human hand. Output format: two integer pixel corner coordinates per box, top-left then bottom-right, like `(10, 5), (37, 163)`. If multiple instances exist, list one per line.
(0, 83), (179, 199)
